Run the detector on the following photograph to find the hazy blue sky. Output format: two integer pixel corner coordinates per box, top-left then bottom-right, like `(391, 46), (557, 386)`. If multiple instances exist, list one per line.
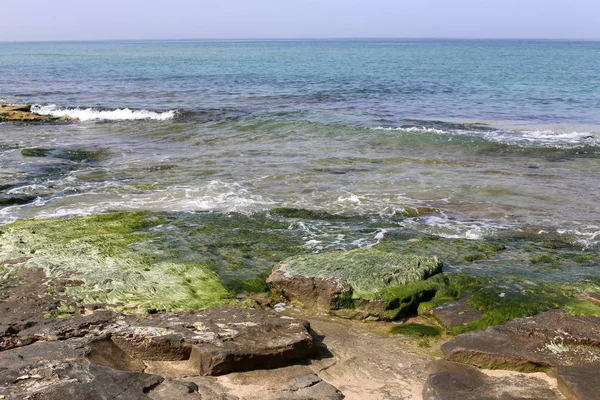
(2, 0), (599, 41)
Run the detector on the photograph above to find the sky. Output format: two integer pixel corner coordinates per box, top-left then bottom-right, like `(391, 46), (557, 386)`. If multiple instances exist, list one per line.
(1, 0), (599, 42)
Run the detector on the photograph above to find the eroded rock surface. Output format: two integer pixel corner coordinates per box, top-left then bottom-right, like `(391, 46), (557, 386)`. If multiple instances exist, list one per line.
(557, 362), (600, 400)
(442, 309), (600, 373)
(0, 271), (321, 398)
(423, 360), (564, 400)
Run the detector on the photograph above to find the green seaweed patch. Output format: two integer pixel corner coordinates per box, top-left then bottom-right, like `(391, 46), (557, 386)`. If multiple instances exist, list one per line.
(374, 276), (443, 320)
(374, 229), (599, 281)
(21, 147), (109, 162)
(0, 212), (234, 312)
(44, 303), (76, 319)
(390, 323), (442, 337)
(373, 235), (508, 266)
(563, 299), (600, 318)
(277, 247), (442, 297)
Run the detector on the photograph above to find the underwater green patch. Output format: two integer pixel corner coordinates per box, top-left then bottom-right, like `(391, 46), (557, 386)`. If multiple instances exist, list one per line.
(21, 147), (109, 162)
(390, 323), (441, 337)
(0, 211), (314, 311)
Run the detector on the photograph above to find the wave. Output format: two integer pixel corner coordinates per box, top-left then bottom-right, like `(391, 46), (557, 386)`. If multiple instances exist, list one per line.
(373, 124), (600, 148)
(31, 104), (177, 121)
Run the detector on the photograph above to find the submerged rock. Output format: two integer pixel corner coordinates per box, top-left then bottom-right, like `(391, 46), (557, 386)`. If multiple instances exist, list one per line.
(0, 104), (77, 123)
(431, 295), (483, 329)
(267, 247), (443, 320)
(21, 147), (109, 162)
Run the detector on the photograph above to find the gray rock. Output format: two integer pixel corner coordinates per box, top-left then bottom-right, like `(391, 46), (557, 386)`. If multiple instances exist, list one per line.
(442, 310), (600, 372)
(109, 308), (318, 376)
(423, 360), (564, 400)
(557, 362), (600, 400)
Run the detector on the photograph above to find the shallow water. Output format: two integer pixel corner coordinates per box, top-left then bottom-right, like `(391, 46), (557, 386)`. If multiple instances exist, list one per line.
(1, 39), (599, 255)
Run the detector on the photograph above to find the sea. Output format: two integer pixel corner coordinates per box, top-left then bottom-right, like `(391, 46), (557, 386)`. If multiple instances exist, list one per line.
(1, 39), (599, 268)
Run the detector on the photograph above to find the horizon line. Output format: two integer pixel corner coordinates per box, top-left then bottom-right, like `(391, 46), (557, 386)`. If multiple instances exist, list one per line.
(1, 36), (600, 44)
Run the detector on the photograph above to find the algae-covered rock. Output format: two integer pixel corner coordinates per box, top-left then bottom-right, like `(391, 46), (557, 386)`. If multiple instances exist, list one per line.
(267, 247), (443, 320)
(0, 211), (310, 312)
(0, 212), (234, 312)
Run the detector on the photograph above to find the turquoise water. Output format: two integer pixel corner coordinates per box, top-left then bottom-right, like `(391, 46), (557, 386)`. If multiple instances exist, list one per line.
(1, 39), (599, 256)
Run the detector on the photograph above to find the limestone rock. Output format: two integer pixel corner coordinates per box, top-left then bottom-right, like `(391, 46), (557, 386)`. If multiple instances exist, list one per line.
(423, 360), (564, 400)
(213, 365), (343, 400)
(111, 308), (318, 375)
(442, 309), (600, 372)
(557, 362), (600, 400)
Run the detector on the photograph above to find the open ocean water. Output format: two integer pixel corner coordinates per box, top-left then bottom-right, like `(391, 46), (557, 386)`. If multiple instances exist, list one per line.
(1, 39), (599, 274)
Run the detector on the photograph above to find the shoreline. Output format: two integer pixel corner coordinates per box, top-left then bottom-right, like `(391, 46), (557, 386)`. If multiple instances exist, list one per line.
(0, 210), (599, 399)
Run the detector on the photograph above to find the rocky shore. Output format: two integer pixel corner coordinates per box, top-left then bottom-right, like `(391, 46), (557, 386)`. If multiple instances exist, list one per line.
(1, 211), (599, 399)
(0, 105), (77, 123)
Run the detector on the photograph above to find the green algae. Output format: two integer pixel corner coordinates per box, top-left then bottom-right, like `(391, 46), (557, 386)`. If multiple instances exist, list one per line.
(0, 211), (311, 312)
(277, 247), (442, 297)
(563, 299), (600, 318)
(374, 229), (599, 283)
(0, 212), (233, 312)
(390, 323), (442, 337)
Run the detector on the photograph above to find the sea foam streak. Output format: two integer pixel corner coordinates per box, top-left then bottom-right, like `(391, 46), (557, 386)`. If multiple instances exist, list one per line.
(374, 126), (599, 147)
(31, 104), (177, 121)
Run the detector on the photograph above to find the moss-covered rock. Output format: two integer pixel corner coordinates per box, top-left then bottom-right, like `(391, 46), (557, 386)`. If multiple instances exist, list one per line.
(267, 247), (443, 320)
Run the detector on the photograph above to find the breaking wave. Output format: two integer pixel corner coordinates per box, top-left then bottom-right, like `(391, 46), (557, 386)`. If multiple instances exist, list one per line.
(31, 104), (177, 121)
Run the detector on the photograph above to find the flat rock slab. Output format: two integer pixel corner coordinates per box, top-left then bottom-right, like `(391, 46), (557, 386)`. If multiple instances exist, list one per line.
(212, 364), (343, 400)
(0, 339), (233, 400)
(307, 317), (434, 399)
(557, 362), (600, 400)
(442, 310), (600, 373)
(431, 295), (482, 328)
(423, 360), (564, 400)
(110, 307), (318, 376)
(0, 308), (321, 398)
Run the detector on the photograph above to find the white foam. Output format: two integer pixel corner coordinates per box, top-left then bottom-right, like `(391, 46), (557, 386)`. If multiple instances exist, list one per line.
(374, 124), (600, 148)
(373, 126), (447, 134)
(31, 104), (177, 121)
